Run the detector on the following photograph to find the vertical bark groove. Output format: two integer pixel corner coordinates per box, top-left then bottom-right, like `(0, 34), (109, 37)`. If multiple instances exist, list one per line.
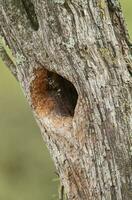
(21, 0), (39, 31)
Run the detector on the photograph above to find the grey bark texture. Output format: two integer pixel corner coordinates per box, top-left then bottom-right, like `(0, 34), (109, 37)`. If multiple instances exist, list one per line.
(0, 0), (132, 199)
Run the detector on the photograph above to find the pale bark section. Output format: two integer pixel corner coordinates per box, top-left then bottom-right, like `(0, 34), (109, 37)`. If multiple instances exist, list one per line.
(0, 0), (132, 200)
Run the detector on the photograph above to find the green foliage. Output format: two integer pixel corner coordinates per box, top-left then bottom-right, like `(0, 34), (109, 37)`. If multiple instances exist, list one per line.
(0, 36), (17, 67)
(0, 63), (59, 200)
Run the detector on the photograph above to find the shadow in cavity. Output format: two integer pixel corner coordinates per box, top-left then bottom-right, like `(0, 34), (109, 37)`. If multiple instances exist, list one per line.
(31, 68), (78, 117)
(47, 71), (78, 116)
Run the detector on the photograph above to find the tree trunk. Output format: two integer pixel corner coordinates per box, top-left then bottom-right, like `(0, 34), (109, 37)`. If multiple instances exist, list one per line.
(0, 0), (132, 199)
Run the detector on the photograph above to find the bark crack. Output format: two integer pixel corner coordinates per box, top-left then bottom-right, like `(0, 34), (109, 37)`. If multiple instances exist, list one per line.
(21, 0), (39, 31)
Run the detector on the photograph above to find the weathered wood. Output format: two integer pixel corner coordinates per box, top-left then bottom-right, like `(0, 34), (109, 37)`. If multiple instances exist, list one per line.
(0, 0), (132, 199)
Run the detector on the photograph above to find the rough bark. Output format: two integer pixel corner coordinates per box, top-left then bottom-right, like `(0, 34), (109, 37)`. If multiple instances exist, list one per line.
(0, 0), (132, 199)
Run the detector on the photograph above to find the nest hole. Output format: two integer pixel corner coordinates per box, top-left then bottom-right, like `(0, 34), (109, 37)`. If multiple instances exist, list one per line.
(31, 68), (78, 118)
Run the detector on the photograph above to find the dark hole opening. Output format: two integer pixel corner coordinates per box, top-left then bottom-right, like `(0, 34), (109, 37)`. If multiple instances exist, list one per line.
(47, 71), (78, 117)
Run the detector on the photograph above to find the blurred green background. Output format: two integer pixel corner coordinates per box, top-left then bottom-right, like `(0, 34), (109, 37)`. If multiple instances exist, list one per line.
(0, 1), (131, 200)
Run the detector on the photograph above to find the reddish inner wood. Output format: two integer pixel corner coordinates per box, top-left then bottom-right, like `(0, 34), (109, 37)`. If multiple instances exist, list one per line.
(30, 68), (78, 118)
